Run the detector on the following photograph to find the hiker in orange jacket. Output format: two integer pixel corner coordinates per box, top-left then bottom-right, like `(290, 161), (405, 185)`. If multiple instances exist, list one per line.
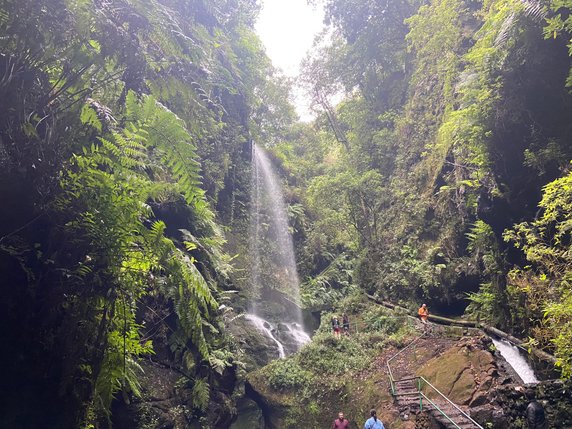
(418, 303), (429, 324)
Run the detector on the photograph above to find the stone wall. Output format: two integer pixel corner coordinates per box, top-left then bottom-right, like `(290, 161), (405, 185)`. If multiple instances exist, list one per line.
(484, 380), (572, 429)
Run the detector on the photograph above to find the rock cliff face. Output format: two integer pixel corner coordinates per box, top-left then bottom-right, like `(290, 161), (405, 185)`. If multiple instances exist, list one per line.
(415, 335), (572, 428)
(111, 360), (239, 429)
(484, 380), (572, 429)
(416, 336), (502, 407)
(414, 335), (512, 427)
(108, 297), (240, 429)
(245, 376), (294, 429)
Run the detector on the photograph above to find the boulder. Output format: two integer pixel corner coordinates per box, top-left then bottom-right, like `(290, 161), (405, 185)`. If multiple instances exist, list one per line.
(417, 344), (498, 405)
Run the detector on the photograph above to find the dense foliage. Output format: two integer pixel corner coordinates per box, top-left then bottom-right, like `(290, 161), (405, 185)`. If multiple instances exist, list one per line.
(0, 0), (292, 427)
(270, 0), (572, 380)
(3, 0), (572, 426)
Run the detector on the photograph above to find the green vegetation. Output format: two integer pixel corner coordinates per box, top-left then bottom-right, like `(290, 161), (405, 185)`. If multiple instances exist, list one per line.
(0, 0), (288, 426)
(504, 169), (572, 378)
(275, 0), (572, 382)
(2, 0), (572, 426)
(249, 299), (414, 427)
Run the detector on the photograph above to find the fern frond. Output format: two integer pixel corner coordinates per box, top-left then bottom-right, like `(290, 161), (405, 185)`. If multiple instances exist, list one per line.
(523, 0), (546, 23)
(494, 12), (516, 48)
(98, 136), (121, 158)
(191, 377), (210, 411)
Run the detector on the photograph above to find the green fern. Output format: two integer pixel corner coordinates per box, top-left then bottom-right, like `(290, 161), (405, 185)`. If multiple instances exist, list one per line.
(57, 94), (222, 420)
(191, 377), (210, 412)
(208, 348), (234, 375)
(124, 91), (209, 209)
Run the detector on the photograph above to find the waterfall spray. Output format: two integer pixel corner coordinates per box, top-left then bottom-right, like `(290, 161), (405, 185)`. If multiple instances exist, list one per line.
(247, 143), (308, 355)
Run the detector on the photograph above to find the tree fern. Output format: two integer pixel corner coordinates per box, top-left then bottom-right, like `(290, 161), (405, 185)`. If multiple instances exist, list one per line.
(57, 95), (222, 421)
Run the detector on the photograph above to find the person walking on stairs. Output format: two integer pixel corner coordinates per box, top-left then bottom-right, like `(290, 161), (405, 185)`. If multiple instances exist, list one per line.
(364, 409), (384, 429)
(332, 411), (350, 429)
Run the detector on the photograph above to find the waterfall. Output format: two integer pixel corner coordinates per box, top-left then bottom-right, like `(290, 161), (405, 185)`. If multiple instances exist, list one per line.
(245, 314), (286, 359)
(492, 338), (539, 384)
(247, 143), (309, 356)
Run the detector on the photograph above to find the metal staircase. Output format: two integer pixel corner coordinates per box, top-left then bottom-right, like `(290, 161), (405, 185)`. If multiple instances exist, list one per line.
(387, 333), (484, 429)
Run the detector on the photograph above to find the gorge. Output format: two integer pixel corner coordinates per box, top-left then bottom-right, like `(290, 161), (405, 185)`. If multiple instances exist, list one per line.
(1, 0), (572, 428)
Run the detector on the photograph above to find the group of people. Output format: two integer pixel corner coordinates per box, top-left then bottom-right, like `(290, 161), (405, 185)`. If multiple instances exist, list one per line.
(332, 392), (546, 428)
(331, 313), (350, 337)
(331, 304), (428, 339)
(332, 409), (384, 429)
(329, 304), (548, 429)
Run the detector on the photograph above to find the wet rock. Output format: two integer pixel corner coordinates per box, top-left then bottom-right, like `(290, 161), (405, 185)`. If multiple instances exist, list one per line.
(229, 316), (281, 369)
(469, 390), (488, 407)
(229, 398), (264, 429)
(245, 378), (291, 429)
(276, 322), (289, 331)
(416, 335), (503, 406)
(470, 406), (508, 429)
(480, 377), (494, 392)
(485, 380), (572, 428)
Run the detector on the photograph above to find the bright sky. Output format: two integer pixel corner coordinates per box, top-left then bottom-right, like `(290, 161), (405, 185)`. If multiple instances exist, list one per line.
(255, 0), (325, 120)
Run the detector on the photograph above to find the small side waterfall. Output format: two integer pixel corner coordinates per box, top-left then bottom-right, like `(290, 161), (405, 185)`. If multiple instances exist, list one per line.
(492, 338), (539, 384)
(247, 143), (309, 356)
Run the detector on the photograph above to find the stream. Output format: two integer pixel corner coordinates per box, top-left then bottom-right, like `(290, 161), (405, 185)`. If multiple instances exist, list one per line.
(491, 337), (539, 384)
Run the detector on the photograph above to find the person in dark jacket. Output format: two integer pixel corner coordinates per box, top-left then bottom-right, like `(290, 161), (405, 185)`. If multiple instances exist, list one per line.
(332, 411), (350, 429)
(342, 313), (350, 335)
(526, 389), (548, 429)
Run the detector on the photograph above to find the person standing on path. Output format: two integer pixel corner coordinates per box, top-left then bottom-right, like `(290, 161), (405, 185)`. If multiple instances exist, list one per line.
(418, 303), (429, 324)
(332, 316), (341, 338)
(332, 411), (350, 429)
(342, 313), (350, 335)
(364, 409), (384, 429)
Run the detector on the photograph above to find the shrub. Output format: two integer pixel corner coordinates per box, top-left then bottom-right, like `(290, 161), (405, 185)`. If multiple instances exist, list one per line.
(264, 358), (313, 391)
(297, 333), (372, 375)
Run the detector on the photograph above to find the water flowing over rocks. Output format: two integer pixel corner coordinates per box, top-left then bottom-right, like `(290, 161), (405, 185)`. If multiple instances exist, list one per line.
(491, 338), (539, 384)
(249, 144), (305, 328)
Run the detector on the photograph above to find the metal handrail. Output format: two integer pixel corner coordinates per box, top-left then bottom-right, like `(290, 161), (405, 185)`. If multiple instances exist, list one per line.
(385, 330), (483, 428)
(417, 376), (483, 428)
(386, 333), (425, 395)
(419, 392), (462, 429)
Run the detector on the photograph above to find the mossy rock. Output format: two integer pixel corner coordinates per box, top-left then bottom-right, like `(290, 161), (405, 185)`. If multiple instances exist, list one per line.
(417, 346), (499, 405)
(418, 350), (473, 400)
